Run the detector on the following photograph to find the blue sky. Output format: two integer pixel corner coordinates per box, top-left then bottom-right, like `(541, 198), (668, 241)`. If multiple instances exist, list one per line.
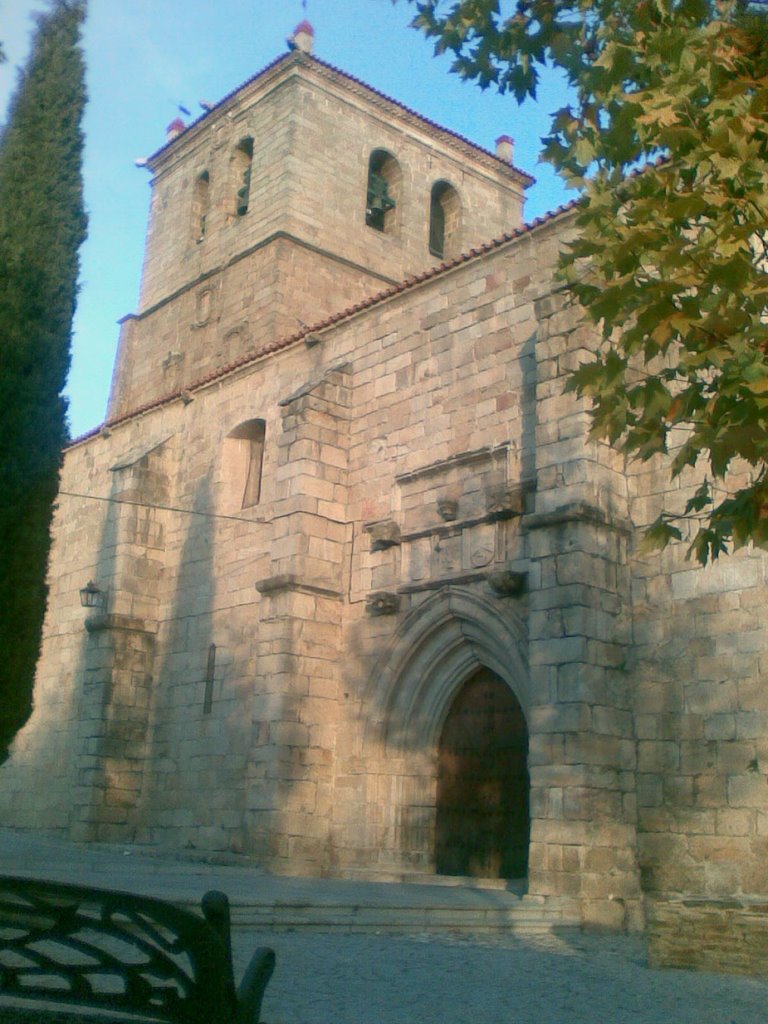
(0, 1), (571, 437)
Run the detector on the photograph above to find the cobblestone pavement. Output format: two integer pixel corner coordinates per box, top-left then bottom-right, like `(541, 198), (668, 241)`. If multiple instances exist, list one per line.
(2, 826), (767, 1024)
(1, 928), (766, 1023)
(247, 929), (768, 1024)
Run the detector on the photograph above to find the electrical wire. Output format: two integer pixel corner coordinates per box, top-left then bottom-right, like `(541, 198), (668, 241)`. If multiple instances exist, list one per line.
(58, 489), (348, 529)
(58, 490), (263, 525)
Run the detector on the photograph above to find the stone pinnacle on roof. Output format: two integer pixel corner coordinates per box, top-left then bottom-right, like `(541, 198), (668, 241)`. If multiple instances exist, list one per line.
(166, 118), (186, 142)
(495, 135), (514, 164)
(287, 20), (314, 54)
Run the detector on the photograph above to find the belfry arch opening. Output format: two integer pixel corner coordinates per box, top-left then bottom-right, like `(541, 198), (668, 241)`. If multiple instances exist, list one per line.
(365, 149), (400, 233)
(234, 137), (254, 216)
(435, 667), (529, 879)
(429, 180), (461, 259)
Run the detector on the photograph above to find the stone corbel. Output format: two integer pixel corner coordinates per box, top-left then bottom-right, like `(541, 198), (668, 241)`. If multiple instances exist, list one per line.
(365, 591), (401, 616)
(365, 520), (401, 552)
(485, 484), (525, 521)
(487, 571), (527, 597)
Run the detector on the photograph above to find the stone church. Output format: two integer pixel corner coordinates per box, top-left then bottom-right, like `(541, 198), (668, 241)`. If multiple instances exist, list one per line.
(2, 22), (767, 970)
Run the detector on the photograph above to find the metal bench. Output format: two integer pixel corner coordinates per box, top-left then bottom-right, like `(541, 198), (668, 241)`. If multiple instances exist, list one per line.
(0, 876), (275, 1023)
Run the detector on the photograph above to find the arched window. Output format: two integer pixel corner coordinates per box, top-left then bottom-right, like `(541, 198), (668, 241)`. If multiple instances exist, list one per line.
(365, 149), (400, 233)
(234, 137), (254, 217)
(224, 419), (265, 508)
(429, 181), (461, 259)
(192, 170), (210, 242)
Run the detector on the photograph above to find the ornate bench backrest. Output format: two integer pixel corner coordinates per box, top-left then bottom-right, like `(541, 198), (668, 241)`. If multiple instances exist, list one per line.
(0, 876), (237, 1023)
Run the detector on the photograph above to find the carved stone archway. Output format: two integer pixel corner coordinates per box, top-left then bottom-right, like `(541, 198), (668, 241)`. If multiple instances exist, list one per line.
(363, 586), (529, 874)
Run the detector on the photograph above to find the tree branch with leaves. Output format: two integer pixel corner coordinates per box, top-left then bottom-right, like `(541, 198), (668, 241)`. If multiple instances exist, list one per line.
(0, 0), (87, 758)
(406, 0), (768, 562)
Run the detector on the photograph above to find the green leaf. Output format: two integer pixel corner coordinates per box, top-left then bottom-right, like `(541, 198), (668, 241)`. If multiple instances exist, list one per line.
(643, 517), (684, 552)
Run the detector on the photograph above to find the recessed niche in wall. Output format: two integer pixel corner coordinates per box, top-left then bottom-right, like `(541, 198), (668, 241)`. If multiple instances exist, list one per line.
(195, 287), (214, 326)
(223, 325), (247, 350)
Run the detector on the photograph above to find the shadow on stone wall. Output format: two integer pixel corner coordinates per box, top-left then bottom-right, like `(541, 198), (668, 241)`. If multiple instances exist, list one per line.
(69, 443), (169, 842)
(137, 471), (221, 849)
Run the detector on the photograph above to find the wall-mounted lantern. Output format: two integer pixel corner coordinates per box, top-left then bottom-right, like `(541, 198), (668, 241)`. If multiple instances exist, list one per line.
(79, 580), (105, 609)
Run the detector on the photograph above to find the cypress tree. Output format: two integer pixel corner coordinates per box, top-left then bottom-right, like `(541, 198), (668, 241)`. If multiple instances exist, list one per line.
(0, 0), (87, 760)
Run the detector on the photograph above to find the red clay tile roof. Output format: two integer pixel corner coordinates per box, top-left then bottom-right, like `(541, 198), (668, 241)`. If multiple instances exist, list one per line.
(70, 201), (578, 447)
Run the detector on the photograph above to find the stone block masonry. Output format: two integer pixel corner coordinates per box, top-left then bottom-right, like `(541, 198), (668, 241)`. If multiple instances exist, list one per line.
(648, 896), (768, 975)
(1, 38), (767, 975)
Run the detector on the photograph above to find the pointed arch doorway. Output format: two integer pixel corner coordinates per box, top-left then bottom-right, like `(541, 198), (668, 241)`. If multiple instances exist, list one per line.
(435, 668), (529, 879)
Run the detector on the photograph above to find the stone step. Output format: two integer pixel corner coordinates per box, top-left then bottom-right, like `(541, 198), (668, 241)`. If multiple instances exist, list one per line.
(0, 830), (579, 937)
(176, 892), (575, 934)
(333, 868), (525, 893)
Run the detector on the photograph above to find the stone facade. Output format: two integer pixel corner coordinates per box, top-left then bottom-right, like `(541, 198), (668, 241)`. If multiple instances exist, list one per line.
(2, 43), (767, 972)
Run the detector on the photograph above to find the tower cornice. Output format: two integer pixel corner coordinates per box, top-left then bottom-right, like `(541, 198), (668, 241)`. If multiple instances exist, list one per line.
(146, 50), (534, 188)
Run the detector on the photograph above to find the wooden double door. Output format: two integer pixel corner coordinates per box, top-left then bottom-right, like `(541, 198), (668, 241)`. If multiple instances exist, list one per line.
(435, 669), (529, 879)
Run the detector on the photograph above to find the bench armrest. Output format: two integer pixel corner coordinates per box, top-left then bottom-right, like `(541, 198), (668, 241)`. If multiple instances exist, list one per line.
(236, 946), (276, 1024)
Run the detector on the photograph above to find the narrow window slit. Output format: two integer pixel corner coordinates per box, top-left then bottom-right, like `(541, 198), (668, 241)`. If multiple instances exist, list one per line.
(203, 643), (216, 714)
